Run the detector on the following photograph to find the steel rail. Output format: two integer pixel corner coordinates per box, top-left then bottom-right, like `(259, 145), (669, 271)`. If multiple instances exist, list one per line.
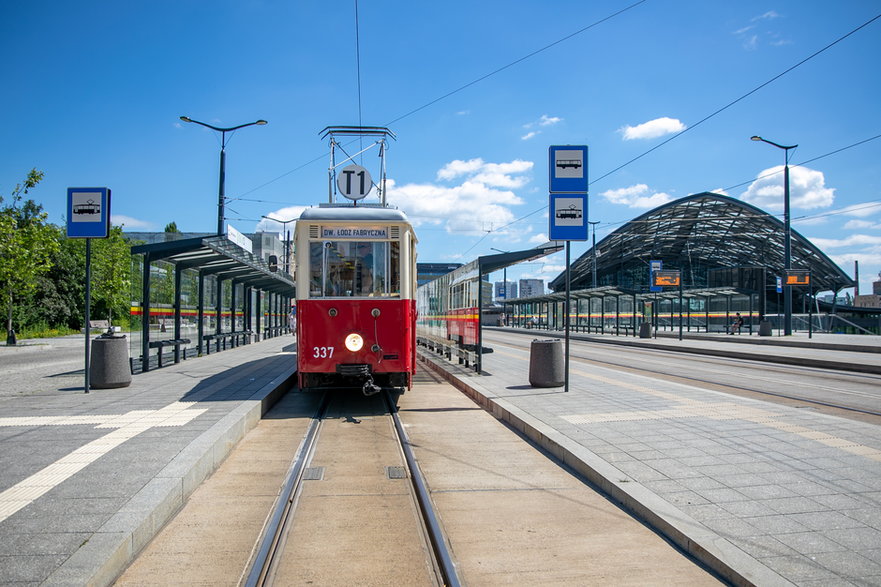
(384, 391), (462, 587)
(244, 394), (329, 587)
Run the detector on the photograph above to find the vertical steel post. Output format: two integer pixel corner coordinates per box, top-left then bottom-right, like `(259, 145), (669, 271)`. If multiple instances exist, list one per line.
(218, 138), (226, 235)
(84, 239), (92, 393)
(564, 242), (570, 392)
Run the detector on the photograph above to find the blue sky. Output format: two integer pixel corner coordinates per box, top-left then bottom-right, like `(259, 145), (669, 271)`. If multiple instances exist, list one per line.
(3, 1), (880, 295)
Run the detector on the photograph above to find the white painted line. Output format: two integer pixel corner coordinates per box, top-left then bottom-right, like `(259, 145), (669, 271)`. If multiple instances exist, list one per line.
(0, 403), (207, 523)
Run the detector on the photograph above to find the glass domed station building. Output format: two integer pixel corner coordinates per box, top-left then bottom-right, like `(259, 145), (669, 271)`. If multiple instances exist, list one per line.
(511, 192), (858, 334)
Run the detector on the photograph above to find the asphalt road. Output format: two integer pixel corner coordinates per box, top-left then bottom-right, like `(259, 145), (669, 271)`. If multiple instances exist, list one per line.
(0, 334), (98, 398)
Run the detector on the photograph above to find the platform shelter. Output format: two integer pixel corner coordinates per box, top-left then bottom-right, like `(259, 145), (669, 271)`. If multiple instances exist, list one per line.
(130, 235), (295, 372)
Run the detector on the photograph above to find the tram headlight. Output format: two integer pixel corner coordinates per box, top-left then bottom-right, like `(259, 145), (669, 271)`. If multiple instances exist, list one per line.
(344, 333), (364, 352)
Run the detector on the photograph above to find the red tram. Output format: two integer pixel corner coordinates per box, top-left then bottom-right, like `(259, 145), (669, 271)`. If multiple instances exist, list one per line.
(294, 205), (418, 394)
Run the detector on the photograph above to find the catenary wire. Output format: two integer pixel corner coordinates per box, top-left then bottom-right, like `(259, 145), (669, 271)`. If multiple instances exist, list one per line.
(232, 2), (648, 202)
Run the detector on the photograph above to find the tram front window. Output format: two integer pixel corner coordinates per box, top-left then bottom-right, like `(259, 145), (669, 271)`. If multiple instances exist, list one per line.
(309, 241), (400, 298)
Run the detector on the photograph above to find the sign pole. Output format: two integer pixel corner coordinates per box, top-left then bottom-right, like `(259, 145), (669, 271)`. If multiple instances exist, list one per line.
(67, 187), (111, 394)
(548, 145), (588, 395)
(84, 238), (91, 394)
(678, 278), (683, 341)
(564, 241), (570, 393)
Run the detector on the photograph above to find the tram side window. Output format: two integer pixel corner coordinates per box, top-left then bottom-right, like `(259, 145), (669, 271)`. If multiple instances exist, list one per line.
(308, 241), (400, 298)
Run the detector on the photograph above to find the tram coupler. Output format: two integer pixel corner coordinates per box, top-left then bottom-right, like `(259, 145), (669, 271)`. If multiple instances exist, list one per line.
(362, 374), (382, 397)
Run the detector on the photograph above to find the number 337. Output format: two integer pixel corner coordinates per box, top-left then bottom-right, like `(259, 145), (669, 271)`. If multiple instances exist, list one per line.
(313, 346), (334, 358)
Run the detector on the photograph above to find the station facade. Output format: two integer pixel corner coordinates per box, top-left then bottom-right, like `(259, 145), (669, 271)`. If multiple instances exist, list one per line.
(508, 192), (871, 334)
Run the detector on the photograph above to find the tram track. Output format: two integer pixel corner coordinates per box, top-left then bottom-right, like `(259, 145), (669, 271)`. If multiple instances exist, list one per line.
(245, 390), (460, 587)
(484, 330), (881, 424)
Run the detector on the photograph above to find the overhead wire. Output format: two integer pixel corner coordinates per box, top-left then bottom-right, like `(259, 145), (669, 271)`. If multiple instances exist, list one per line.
(231, 1), (648, 204)
(589, 12), (881, 187)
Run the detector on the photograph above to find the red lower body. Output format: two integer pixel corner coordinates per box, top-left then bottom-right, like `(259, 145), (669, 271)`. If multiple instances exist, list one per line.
(297, 298), (416, 390)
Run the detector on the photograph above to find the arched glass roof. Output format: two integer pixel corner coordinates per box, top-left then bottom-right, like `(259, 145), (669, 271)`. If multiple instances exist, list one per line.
(550, 192), (854, 293)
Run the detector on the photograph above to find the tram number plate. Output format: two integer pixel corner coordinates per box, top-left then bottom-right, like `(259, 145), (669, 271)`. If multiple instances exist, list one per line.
(313, 346), (335, 359)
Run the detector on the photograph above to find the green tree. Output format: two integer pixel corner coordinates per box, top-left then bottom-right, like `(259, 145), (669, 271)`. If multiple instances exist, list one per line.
(0, 169), (59, 344)
(164, 221), (179, 233)
(91, 225), (132, 327)
(16, 226), (85, 331)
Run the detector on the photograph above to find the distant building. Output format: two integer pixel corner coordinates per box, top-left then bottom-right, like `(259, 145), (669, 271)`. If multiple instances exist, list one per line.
(855, 273), (881, 308)
(519, 278), (544, 298)
(494, 281), (518, 301)
(251, 232), (287, 266)
(417, 262), (463, 287)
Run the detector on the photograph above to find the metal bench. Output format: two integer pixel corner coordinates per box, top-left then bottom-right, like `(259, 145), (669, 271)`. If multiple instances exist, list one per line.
(147, 338), (191, 367)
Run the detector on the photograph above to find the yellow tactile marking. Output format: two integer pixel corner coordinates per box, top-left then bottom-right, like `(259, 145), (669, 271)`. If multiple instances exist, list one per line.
(0, 403), (207, 523)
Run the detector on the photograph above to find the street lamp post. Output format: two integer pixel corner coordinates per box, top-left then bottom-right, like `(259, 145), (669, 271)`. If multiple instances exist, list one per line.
(588, 220), (600, 288)
(490, 248), (510, 326)
(751, 135), (797, 336)
(261, 215), (296, 273)
(180, 116), (268, 235)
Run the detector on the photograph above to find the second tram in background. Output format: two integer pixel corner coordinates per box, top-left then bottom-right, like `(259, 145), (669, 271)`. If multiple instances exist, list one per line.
(416, 260), (482, 351)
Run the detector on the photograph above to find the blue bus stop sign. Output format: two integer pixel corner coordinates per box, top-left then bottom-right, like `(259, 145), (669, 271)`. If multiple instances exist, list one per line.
(549, 193), (588, 241)
(67, 188), (111, 238)
(549, 145), (588, 193)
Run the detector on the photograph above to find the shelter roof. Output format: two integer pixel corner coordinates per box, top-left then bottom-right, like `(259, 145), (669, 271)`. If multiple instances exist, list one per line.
(131, 235), (295, 295)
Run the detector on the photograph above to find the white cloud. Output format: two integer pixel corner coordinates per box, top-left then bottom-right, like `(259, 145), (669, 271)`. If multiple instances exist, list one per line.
(619, 117), (686, 140)
(437, 158), (487, 181)
(735, 11), (788, 50)
(844, 219), (881, 230)
(255, 206), (308, 233)
(741, 165), (835, 211)
(114, 215), (154, 230)
(810, 234), (881, 250)
(753, 10), (781, 21)
(389, 158), (533, 234)
(529, 233), (549, 245)
(523, 114), (562, 129)
(600, 184), (674, 209)
(838, 202), (881, 219)
(538, 115), (561, 127)
(520, 114), (562, 141)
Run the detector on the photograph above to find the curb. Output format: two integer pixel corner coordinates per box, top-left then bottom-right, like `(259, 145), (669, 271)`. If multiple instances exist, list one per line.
(43, 367), (297, 587)
(502, 328), (881, 375)
(418, 352), (794, 587)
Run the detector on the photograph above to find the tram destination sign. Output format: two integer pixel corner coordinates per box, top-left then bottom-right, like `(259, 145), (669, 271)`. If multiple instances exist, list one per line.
(321, 225), (389, 239)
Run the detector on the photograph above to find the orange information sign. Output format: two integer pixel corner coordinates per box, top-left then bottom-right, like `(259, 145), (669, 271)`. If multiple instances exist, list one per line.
(785, 271), (811, 286)
(653, 270), (681, 287)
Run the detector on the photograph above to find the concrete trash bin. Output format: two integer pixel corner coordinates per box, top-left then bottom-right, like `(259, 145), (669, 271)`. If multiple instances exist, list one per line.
(639, 322), (652, 338)
(758, 320), (772, 336)
(529, 339), (564, 387)
(90, 335), (132, 389)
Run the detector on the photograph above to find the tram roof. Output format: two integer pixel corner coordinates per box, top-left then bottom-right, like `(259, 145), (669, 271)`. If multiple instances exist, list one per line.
(298, 205), (410, 223)
(131, 235), (295, 295)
